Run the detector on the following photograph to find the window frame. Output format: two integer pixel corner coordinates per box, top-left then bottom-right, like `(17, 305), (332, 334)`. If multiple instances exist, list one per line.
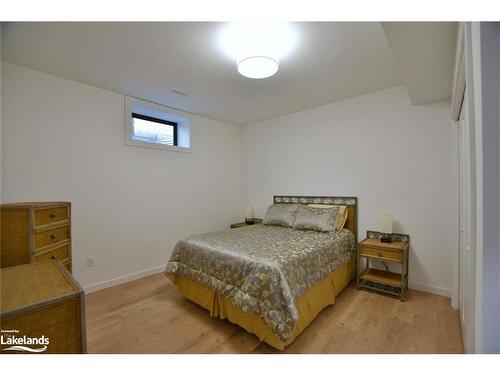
(131, 112), (178, 146)
(125, 96), (192, 153)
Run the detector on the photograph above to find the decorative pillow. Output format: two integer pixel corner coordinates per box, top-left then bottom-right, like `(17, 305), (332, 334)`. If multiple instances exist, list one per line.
(293, 205), (339, 232)
(308, 204), (348, 231)
(263, 204), (299, 227)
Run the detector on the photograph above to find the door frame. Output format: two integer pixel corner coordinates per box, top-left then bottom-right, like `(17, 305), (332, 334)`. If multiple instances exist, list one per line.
(451, 23), (465, 311)
(451, 21), (485, 354)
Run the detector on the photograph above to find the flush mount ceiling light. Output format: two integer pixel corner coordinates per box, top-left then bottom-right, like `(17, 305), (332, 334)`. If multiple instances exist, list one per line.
(237, 56), (279, 79)
(219, 23), (297, 79)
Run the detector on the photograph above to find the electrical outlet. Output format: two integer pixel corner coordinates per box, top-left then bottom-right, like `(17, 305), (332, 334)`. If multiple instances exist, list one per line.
(87, 256), (95, 267)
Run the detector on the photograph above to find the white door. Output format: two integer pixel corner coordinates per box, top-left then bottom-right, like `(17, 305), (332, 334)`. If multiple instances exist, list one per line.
(458, 96), (467, 345)
(458, 90), (475, 353)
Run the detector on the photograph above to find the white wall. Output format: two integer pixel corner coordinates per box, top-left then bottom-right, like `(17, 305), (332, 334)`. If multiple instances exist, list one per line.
(241, 86), (458, 296)
(1, 63), (243, 291)
(1, 63), (460, 300)
(497, 22), (500, 354)
(477, 22), (500, 353)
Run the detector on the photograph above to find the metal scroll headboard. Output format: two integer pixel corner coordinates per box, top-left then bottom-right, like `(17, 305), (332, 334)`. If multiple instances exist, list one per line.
(273, 195), (358, 242)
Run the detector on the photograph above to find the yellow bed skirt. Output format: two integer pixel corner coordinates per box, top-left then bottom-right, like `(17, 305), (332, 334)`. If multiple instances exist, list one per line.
(166, 258), (356, 350)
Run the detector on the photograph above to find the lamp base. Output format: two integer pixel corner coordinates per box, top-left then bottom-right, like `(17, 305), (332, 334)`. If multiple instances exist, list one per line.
(380, 234), (393, 243)
(245, 218), (262, 225)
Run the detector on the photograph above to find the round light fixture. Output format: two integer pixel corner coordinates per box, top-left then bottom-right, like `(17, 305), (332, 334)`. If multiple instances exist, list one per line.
(219, 22), (297, 80)
(237, 56), (279, 79)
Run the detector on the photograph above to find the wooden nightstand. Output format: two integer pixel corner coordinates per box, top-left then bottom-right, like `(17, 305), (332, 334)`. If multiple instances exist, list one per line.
(357, 230), (410, 301)
(230, 219), (262, 229)
(230, 222), (250, 229)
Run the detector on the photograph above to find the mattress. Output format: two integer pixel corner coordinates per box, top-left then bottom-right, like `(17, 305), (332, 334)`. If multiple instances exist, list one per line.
(165, 224), (356, 343)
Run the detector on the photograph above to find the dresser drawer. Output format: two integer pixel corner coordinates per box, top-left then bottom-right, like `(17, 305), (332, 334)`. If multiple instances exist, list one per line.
(34, 225), (70, 250)
(34, 243), (70, 262)
(359, 245), (403, 262)
(63, 260), (72, 273)
(34, 205), (69, 227)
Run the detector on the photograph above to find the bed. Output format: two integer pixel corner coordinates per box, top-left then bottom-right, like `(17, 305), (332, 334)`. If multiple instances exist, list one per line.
(165, 195), (358, 350)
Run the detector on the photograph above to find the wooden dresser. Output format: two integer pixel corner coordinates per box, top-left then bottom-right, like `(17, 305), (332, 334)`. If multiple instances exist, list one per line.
(1, 202), (72, 272)
(0, 260), (86, 353)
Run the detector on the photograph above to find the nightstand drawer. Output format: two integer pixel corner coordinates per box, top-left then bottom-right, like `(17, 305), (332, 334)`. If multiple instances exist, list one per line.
(359, 245), (403, 262)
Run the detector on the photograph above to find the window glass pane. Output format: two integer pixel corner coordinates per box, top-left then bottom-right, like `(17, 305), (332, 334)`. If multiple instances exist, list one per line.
(132, 117), (175, 145)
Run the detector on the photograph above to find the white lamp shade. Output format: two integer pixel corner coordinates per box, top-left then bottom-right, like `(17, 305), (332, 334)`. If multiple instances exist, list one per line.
(379, 213), (393, 234)
(244, 206), (256, 219)
(237, 56), (279, 79)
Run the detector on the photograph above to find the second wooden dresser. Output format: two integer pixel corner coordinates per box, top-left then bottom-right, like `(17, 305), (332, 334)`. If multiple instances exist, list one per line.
(1, 202), (72, 272)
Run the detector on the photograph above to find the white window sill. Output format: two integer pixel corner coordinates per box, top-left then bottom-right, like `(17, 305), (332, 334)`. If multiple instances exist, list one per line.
(125, 138), (193, 153)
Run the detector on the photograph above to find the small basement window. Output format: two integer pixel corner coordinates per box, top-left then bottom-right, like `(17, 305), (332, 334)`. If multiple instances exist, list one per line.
(131, 113), (177, 146)
(125, 96), (191, 152)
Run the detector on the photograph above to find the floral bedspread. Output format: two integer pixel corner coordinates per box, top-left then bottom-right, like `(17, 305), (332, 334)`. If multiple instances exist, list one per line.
(165, 224), (355, 341)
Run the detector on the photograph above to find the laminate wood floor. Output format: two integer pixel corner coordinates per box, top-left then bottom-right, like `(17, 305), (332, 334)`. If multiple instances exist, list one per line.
(85, 273), (464, 353)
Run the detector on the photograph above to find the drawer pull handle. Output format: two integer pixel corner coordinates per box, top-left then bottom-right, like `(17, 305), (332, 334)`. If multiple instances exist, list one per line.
(50, 234), (57, 240)
(50, 213), (57, 218)
(51, 255), (58, 260)
(377, 251), (383, 257)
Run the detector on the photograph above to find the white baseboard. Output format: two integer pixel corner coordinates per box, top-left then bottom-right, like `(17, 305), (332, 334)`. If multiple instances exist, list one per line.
(84, 264), (167, 294)
(409, 281), (451, 298)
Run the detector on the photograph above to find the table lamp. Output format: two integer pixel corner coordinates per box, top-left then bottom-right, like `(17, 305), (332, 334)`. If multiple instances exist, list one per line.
(379, 213), (393, 243)
(244, 205), (256, 224)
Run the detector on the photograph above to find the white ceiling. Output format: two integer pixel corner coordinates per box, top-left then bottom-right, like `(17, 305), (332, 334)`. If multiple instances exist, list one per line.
(382, 22), (458, 105)
(1, 22), (456, 126)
